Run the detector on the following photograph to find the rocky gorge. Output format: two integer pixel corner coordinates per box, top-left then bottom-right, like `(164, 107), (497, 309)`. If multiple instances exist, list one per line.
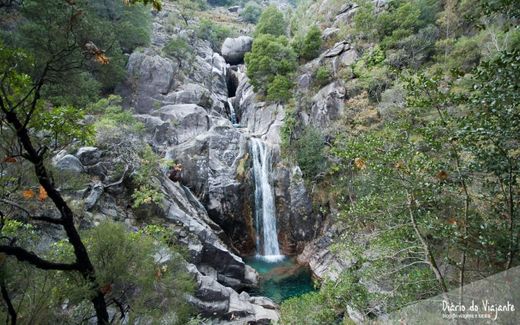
(45, 1), (334, 323)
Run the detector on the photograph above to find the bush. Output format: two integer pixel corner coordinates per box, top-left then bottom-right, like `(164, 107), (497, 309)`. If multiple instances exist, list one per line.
(240, 1), (262, 24)
(280, 292), (336, 324)
(254, 5), (286, 37)
(314, 66), (332, 87)
(163, 36), (194, 67)
(196, 19), (234, 51)
(300, 25), (323, 61)
(244, 34), (297, 95)
(294, 126), (327, 180)
(266, 75), (294, 102)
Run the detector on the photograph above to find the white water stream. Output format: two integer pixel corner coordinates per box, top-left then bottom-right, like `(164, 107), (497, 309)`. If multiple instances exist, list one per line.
(250, 138), (284, 262)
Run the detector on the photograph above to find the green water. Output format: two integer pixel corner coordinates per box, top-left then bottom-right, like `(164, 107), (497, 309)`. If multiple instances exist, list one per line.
(245, 256), (316, 303)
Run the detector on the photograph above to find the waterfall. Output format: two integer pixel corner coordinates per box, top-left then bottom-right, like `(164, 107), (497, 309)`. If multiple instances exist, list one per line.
(228, 98), (238, 125)
(250, 138), (284, 262)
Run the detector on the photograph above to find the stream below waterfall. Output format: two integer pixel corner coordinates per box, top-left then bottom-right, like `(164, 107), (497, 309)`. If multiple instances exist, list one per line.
(245, 256), (316, 303)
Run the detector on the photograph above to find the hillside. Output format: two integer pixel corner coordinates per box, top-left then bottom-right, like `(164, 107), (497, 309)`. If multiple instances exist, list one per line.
(0, 0), (518, 324)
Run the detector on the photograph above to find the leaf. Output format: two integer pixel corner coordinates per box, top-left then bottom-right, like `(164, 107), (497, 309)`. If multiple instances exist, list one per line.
(38, 185), (48, 202)
(22, 189), (35, 199)
(436, 170), (448, 181)
(2, 156), (17, 163)
(100, 283), (112, 295)
(354, 158), (366, 170)
(95, 53), (110, 65)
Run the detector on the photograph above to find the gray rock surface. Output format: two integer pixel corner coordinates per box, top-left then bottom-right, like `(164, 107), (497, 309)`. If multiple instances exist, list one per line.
(221, 36), (253, 65)
(52, 151), (84, 173)
(310, 81), (346, 129)
(127, 51), (177, 113)
(76, 147), (101, 166)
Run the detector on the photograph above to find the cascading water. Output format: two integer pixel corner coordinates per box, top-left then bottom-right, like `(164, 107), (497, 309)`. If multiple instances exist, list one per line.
(227, 98), (238, 125)
(250, 138), (284, 262)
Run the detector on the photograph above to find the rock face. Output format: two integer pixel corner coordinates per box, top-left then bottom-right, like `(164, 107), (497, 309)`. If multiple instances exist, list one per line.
(167, 124), (257, 254)
(126, 51), (178, 113)
(310, 81), (346, 129)
(52, 151), (84, 173)
(221, 36), (253, 65)
(275, 166), (318, 254)
(297, 222), (354, 281)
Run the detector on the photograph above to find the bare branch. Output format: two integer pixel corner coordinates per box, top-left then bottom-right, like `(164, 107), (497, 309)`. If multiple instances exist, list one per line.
(0, 245), (78, 271)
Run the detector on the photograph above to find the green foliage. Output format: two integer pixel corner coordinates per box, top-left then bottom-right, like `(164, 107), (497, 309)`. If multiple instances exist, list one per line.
(196, 18), (234, 52)
(30, 105), (94, 149)
(163, 36), (195, 66)
(266, 75), (294, 103)
(254, 5), (286, 37)
(91, 95), (145, 145)
(280, 102), (297, 152)
(300, 25), (323, 61)
(280, 292), (337, 324)
(240, 1), (262, 24)
(0, 221), (194, 324)
(293, 126), (326, 181)
(314, 66), (332, 87)
(131, 145), (165, 208)
(10, 0), (152, 104)
(353, 60), (393, 102)
(244, 34), (297, 95)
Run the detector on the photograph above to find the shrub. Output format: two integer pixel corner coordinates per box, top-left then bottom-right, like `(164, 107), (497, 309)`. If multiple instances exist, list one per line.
(294, 126), (327, 180)
(300, 25), (323, 61)
(196, 19), (234, 51)
(280, 292), (336, 324)
(314, 66), (332, 87)
(163, 36), (194, 67)
(240, 1), (262, 24)
(244, 34), (297, 95)
(266, 75), (294, 102)
(254, 5), (286, 37)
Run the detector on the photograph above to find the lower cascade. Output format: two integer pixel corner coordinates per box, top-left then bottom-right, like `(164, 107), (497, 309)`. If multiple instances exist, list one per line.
(250, 138), (284, 262)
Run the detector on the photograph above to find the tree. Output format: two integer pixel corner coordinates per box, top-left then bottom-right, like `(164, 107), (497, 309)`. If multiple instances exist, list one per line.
(459, 50), (520, 268)
(0, 43), (110, 324)
(300, 25), (323, 61)
(254, 5), (286, 37)
(244, 34), (297, 95)
(266, 75), (293, 103)
(0, 0), (160, 323)
(240, 1), (262, 24)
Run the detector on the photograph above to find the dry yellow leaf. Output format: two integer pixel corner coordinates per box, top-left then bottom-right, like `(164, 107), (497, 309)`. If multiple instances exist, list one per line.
(354, 158), (366, 170)
(22, 189), (35, 199)
(38, 185), (48, 202)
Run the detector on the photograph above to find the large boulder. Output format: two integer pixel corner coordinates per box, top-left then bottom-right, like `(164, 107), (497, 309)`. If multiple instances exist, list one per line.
(310, 81), (346, 129)
(221, 36), (253, 65)
(155, 104), (212, 144)
(187, 264), (279, 323)
(52, 151), (84, 173)
(75, 147), (102, 166)
(126, 51), (177, 114)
